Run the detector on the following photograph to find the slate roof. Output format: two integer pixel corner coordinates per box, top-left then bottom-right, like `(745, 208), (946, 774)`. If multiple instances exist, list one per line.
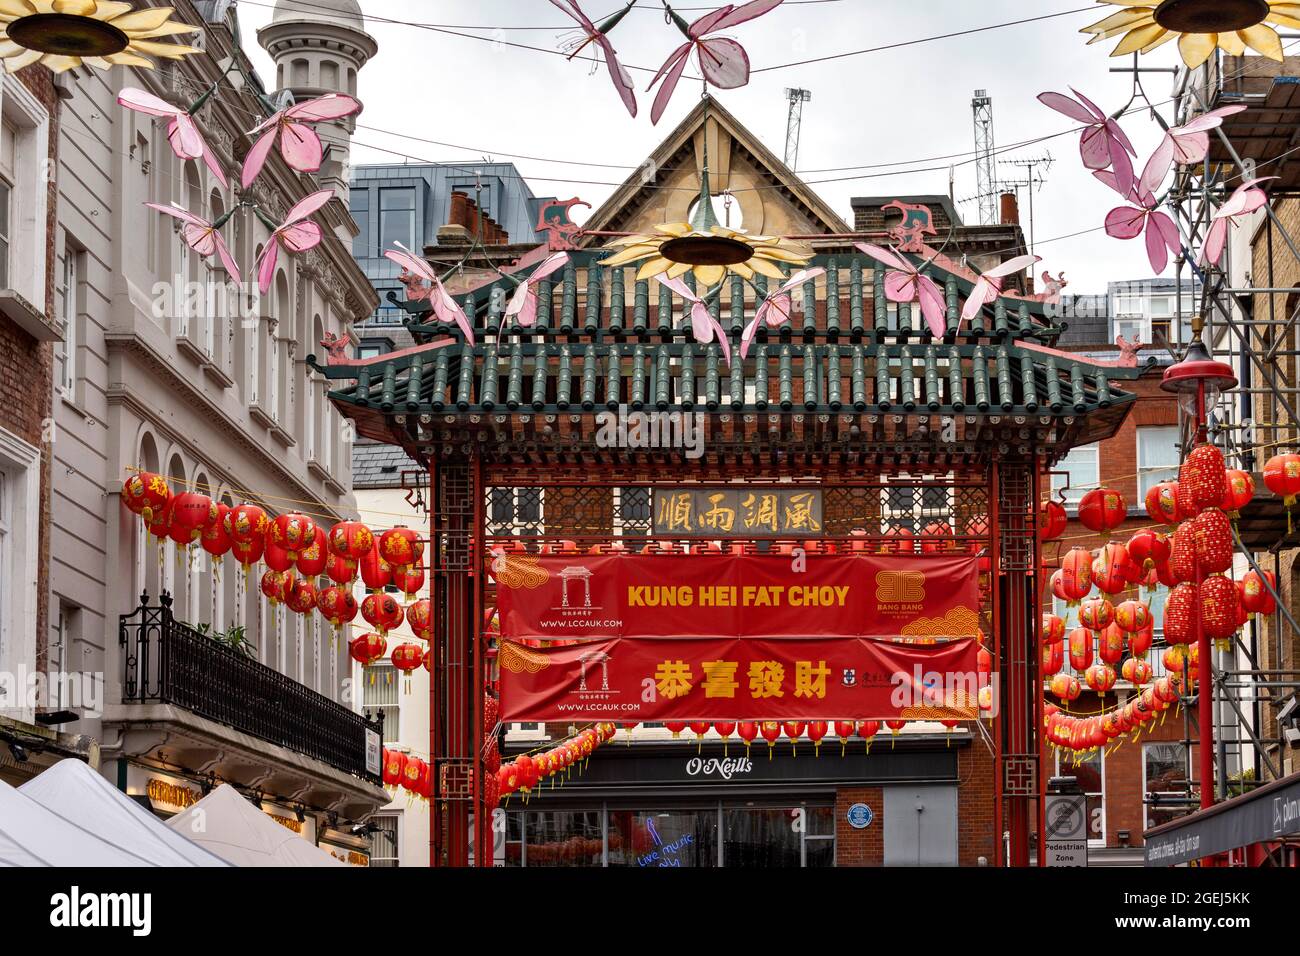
(351, 441), (419, 489)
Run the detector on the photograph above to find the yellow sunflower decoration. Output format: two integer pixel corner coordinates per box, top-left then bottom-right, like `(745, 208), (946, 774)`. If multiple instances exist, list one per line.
(0, 1), (199, 73)
(1081, 0), (1300, 68)
(601, 163), (812, 288)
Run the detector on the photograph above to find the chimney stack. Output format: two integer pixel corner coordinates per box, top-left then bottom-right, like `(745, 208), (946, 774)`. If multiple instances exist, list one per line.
(999, 191), (1020, 226)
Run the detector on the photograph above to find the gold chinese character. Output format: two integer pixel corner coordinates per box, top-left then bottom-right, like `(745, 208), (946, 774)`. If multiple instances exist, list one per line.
(657, 493), (693, 532)
(748, 660), (785, 698)
(701, 660), (739, 698)
(699, 493), (737, 533)
(783, 492), (822, 532)
(741, 493), (779, 532)
(654, 660), (694, 699)
(793, 660), (830, 699)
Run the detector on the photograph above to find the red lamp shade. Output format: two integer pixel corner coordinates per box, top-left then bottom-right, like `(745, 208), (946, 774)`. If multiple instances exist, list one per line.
(1085, 663), (1117, 693)
(1264, 453), (1300, 507)
(169, 492), (217, 545)
(1192, 508), (1233, 575)
(315, 585), (358, 628)
(328, 520), (374, 569)
(123, 472), (171, 524)
(1221, 469), (1254, 517)
(1077, 487), (1126, 537)
(1059, 547), (1094, 603)
(1078, 597), (1115, 632)
(1098, 622), (1125, 665)
(295, 525), (329, 578)
(1144, 481), (1181, 526)
(224, 503), (267, 544)
(1050, 674), (1081, 702)
(269, 512), (316, 561)
(1038, 499), (1067, 541)
(1041, 639), (1064, 677)
(1239, 569), (1277, 616)
(1091, 542), (1135, 595)
(1114, 599), (1152, 634)
(391, 642), (424, 674)
(379, 526), (422, 572)
(1068, 627), (1093, 672)
(407, 598), (433, 641)
(1126, 528), (1169, 570)
(1179, 443), (1228, 517)
(200, 503), (232, 559)
(1200, 575), (1240, 641)
(361, 592), (404, 636)
(349, 632), (388, 666)
(1163, 582), (1199, 645)
(1121, 657), (1153, 686)
(285, 578), (317, 615)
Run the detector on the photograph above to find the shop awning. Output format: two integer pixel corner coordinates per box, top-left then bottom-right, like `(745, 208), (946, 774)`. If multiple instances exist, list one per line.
(1144, 769), (1300, 866)
(0, 775), (155, 867)
(19, 759), (229, 867)
(165, 784), (344, 867)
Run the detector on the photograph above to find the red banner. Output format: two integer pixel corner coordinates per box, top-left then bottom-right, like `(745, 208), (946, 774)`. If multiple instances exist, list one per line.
(498, 636), (988, 722)
(493, 553), (981, 641)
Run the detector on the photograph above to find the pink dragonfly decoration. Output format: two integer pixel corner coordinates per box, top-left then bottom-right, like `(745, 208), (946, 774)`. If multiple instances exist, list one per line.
(1038, 88), (1136, 198)
(551, 0), (638, 118)
(505, 252), (570, 327)
(1102, 149), (1181, 274)
(649, 0), (784, 125)
(654, 275), (731, 365)
(119, 88), (227, 188)
(1162, 105), (1247, 166)
(959, 255), (1040, 324)
(384, 241), (475, 344)
(241, 93), (362, 189)
(145, 202), (241, 284)
(1203, 177), (1275, 265)
(854, 243), (948, 338)
(255, 189), (333, 294)
(739, 267), (825, 359)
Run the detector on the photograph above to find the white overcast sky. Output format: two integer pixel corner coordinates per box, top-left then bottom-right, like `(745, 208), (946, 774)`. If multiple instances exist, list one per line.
(236, 0), (1206, 293)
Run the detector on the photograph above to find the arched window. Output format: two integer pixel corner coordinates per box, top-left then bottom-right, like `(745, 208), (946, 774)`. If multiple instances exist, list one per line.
(321, 60), (338, 92)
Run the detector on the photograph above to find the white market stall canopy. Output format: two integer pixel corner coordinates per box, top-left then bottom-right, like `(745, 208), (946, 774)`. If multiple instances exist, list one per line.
(166, 784), (344, 867)
(0, 775), (154, 867)
(19, 759), (229, 867)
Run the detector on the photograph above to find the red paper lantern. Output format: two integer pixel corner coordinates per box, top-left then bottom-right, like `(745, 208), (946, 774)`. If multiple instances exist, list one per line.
(379, 526), (422, 572)
(269, 512), (316, 561)
(1085, 663), (1117, 693)
(394, 565), (425, 602)
(858, 720), (880, 745)
(834, 720), (856, 745)
(123, 472), (171, 524)
(1114, 599), (1152, 634)
(1192, 507), (1233, 575)
(1201, 575), (1240, 641)
(1078, 597), (1115, 632)
(1221, 469), (1255, 517)
(782, 721), (806, 755)
(1092, 542), (1135, 595)
(759, 721), (781, 751)
(407, 599), (432, 641)
(230, 534), (264, 571)
(1130, 620), (1154, 657)
(285, 578), (317, 615)
(1240, 569), (1277, 616)
(381, 749), (407, 788)
(1264, 453), (1300, 508)
(1168, 523), (1196, 583)
(392, 642), (423, 673)
(1163, 645), (1186, 673)
(737, 721), (759, 752)
(200, 503), (232, 559)
(1059, 547), (1093, 603)
(879, 526), (915, 555)
(1126, 528), (1170, 570)
(689, 721), (710, 744)
(1121, 657), (1153, 685)
(1039, 499), (1067, 541)
(1179, 443), (1227, 517)
(1050, 673), (1081, 701)
(1164, 582), (1199, 645)
(326, 553), (356, 585)
(713, 722), (736, 749)
(361, 592), (404, 636)
(349, 632), (387, 666)
(169, 492), (217, 545)
(260, 569), (291, 605)
(146, 501), (172, 541)
(328, 520), (373, 571)
(1042, 639), (1064, 676)
(1042, 613), (1066, 646)
(1050, 568), (1069, 604)
(919, 521), (955, 553)
(295, 525), (329, 578)
(1098, 622), (1125, 665)
(263, 538), (294, 573)
(224, 503), (268, 544)
(665, 721), (687, 738)
(806, 721), (828, 754)
(315, 585), (358, 628)
(358, 542), (391, 591)
(1078, 487), (1126, 537)
(1068, 627), (1093, 672)
(1145, 481), (1181, 525)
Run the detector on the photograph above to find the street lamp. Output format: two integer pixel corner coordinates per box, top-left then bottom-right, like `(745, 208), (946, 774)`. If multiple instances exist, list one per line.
(1160, 334), (1238, 814)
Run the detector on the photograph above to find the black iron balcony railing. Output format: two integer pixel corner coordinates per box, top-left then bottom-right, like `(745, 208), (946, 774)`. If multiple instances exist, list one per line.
(119, 592), (383, 785)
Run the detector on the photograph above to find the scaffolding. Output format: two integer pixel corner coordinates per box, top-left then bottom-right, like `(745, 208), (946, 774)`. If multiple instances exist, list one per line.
(1161, 52), (1300, 805)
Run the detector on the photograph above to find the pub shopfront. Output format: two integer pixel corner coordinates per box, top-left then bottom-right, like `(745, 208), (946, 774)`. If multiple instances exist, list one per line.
(501, 729), (972, 867)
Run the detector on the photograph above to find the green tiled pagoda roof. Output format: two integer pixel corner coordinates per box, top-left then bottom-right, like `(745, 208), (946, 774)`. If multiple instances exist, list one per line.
(314, 249), (1147, 454)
